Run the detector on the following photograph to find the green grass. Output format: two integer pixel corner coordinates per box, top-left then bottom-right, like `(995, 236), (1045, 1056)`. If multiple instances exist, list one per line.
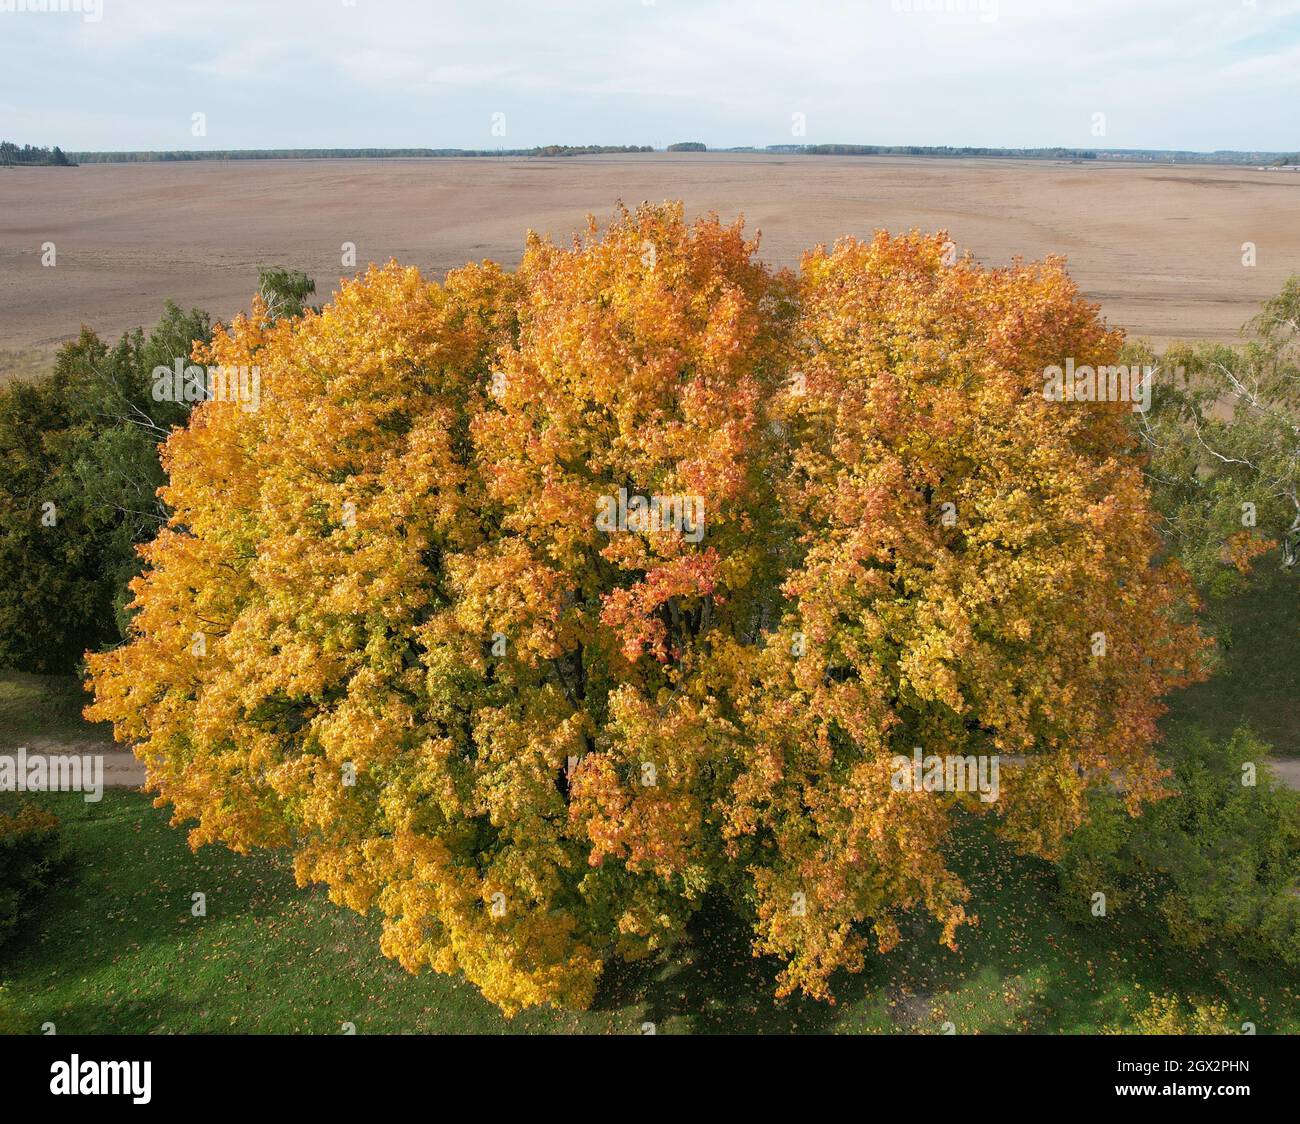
(0, 670), (109, 743)
(2, 791), (1294, 1035)
(1163, 563), (1300, 755)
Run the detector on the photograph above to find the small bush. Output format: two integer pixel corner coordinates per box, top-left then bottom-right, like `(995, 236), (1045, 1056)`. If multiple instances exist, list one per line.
(0, 803), (70, 949)
(1107, 994), (1240, 1035)
(1058, 727), (1300, 966)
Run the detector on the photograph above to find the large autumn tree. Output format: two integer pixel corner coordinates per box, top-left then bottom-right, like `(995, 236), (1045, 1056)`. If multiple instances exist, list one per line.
(87, 205), (1206, 1012)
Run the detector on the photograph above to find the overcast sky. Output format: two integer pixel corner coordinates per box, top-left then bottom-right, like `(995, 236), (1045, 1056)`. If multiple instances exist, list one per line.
(3, 0), (1298, 152)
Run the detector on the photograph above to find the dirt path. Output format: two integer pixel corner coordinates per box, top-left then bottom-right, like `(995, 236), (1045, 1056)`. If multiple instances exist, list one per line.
(5, 743), (1300, 793)
(2, 737), (145, 788)
(1265, 757), (1300, 791)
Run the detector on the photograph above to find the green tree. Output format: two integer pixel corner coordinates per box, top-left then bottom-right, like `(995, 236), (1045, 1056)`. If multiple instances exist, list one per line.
(1134, 277), (1300, 595)
(0, 304), (211, 670)
(0, 363), (108, 671)
(1058, 727), (1300, 967)
(256, 267), (317, 323)
(59, 303), (212, 635)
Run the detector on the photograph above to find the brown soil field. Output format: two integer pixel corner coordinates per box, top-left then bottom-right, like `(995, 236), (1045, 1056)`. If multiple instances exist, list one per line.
(2, 153), (1298, 373)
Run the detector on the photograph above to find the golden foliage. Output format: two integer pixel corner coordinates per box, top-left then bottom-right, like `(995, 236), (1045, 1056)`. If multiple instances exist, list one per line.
(86, 206), (1208, 1013)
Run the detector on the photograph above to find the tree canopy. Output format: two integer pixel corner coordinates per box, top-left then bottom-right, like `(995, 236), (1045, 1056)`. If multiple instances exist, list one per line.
(0, 304), (209, 671)
(85, 204), (1208, 1012)
(1135, 277), (1300, 595)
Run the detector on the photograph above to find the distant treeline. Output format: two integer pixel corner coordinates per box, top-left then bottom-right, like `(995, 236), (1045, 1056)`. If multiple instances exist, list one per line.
(67, 145), (654, 163)
(773, 144), (1097, 159)
(1094, 148), (1300, 165)
(45, 142), (1300, 167)
(0, 142), (74, 166)
(764, 143), (1300, 165)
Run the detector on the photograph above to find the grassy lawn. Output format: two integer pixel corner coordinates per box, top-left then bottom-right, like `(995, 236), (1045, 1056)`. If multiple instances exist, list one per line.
(0, 670), (110, 744)
(1163, 562), (1300, 756)
(2, 790), (1294, 1035)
